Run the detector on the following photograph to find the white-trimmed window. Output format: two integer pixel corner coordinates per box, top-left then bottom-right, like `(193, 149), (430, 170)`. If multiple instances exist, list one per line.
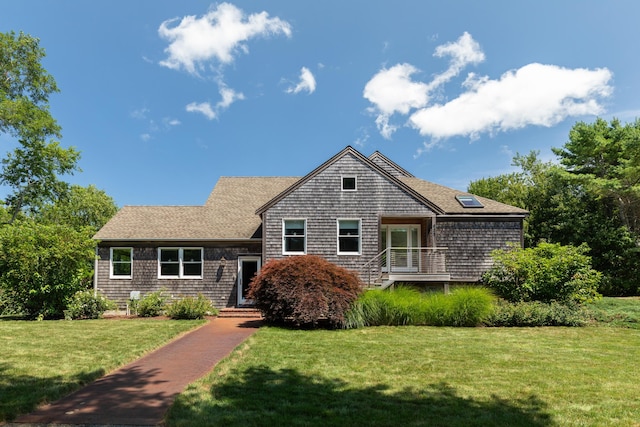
(337, 219), (361, 254)
(110, 247), (132, 279)
(283, 219), (306, 254)
(342, 175), (357, 191)
(158, 248), (203, 278)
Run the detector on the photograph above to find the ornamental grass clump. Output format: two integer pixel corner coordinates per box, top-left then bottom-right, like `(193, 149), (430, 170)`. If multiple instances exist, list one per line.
(247, 255), (363, 328)
(345, 286), (495, 328)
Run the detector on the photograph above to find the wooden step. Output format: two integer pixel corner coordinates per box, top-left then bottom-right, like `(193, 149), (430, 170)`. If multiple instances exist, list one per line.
(218, 307), (263, 318)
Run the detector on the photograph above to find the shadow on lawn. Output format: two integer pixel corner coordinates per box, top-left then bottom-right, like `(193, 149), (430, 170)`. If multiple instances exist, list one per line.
(167, 366), (553, 427)
(3, 363), (172, 424)
(0, 363), (105, 422)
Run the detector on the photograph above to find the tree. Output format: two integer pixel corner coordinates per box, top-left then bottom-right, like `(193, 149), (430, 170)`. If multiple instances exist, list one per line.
(553, 118), (640, 238)
(37, 184), (118, 233)
(0, 221), (96, 318)
(469, 149), (640, 295)
(0, 31), (80, 222)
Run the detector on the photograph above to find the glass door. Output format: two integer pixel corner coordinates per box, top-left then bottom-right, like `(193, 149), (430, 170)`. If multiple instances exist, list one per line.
(237, 256), (261, 306)
(383, 225), (420, 272)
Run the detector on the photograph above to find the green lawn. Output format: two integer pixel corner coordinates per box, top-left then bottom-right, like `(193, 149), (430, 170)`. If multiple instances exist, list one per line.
(168, 324), (640, 426)
(0, 318), (205, 421)
(2, 299), (640, 426)
(586, 297), (640, 328)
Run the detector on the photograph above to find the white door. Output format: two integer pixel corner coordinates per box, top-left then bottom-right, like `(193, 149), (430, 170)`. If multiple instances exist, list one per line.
(237, 256), (261, 306)
(383, 225), (420, 272)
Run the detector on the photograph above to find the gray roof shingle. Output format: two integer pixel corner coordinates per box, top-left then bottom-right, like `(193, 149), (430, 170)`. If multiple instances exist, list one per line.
(94, 148), (526, 241)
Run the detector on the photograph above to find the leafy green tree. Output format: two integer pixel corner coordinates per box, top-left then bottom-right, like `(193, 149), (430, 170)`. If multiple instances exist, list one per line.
(0, 221), (95, 318)
(0, 31), (80, 222)
(470, 149), (640, 295)
(553, 118), (640, 238)
(37, 184), (118, 233)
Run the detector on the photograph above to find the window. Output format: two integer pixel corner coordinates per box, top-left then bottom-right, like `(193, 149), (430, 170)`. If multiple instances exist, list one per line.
(338, 219), (361, 254)
(455, 195), (484, 208)
(111, 247), (132, 279)
(342, 175), (357, 191)
(158, 248), (203, 278)
(283, 219), (306, 254)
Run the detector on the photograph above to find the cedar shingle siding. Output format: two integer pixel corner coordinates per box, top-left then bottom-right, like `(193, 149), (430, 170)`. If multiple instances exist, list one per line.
(262, 151), (435, 275)
(96, 244), (260, 309)
(436, 218), (523, 281)
(94, 146), (527, 308)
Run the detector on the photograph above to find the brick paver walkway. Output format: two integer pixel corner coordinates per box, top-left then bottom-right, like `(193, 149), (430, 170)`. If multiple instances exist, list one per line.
(12, 317), (261, 426)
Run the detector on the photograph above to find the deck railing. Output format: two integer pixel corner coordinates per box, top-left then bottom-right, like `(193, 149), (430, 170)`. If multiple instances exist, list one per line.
(364, 247), (448, 285)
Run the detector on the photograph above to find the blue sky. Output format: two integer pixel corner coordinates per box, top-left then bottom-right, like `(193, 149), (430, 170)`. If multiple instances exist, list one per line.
(2, 1), (639, 207)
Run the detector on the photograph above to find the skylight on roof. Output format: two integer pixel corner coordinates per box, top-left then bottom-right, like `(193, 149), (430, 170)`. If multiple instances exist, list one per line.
(456, 195), (484, 208)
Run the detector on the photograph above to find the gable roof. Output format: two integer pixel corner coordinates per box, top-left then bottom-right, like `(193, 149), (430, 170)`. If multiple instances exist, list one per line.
(94, 177), (298, 241)
(94, 146), (526, 241)
(255, 146), (526, 216)
(256, 146), (446, 214)
(368, 151), (414, 178)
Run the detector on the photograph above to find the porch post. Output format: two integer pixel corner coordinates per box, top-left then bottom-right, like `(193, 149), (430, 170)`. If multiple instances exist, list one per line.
(430, 216), (437, 247)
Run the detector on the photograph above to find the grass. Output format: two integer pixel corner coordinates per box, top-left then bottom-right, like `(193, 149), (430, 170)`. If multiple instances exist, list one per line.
(167, 304), (640, 426)
(2, 298), (639, 425)
(0, 318), (205, 421)
(585, 297), (640, 328)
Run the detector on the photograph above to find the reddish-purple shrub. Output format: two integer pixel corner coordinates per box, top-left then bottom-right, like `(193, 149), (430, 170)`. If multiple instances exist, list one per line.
(247, 255), (363, 328)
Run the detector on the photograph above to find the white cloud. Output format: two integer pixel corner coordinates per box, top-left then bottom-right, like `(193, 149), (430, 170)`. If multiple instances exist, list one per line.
(186, 102), (217, 120)
(186, 86), (246, 120)
(364, 33), (484, 139)
(286, 67), (316, 94)
(363, 32), (613, 142)
(363, 63), (430, 139)
(409, 63), (613, 139)
(364, 63), (430, 115)
(158, 2), (292, 75)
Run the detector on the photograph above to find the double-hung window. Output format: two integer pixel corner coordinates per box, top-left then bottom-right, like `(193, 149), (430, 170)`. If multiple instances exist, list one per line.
(111, 247), (132, 279)
(158, 248), (203, 278)
(338, 219), (361, 254)
(283, 219), (306, 254)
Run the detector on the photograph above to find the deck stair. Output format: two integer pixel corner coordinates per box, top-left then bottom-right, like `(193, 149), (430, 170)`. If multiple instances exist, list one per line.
(218, 307), (263, 318)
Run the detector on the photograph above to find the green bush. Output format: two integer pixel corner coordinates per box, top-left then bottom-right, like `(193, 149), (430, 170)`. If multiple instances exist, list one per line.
(137, 289), (168, 317)
(248, 255), (363, 328)
(485, 300), (587, 327)
(166, 294), (218, 319)
(345, 286), (495, 328)
(0, 221), (95, 318)
(66, 290), (116, 319)
(482, 242), (602, 304)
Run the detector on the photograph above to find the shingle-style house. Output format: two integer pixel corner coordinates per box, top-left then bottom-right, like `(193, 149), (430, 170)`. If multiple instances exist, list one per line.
(94, 146), (527, 309)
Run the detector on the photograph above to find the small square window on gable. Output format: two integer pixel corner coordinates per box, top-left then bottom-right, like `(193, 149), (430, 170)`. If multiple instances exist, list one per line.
(456, 195), (484, 208)
(342, 175), (357, 191)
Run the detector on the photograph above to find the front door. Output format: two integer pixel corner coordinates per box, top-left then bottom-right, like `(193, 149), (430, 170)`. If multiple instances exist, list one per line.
(382, 225), (420, 272)
(237, 256), (261, 306)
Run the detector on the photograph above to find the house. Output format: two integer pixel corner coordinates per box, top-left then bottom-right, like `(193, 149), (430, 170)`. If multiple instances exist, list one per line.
(93, 146), (527, 308)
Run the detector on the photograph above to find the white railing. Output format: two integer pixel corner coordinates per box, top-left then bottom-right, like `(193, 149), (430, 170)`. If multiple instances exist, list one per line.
(364, 247), (448, 285)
